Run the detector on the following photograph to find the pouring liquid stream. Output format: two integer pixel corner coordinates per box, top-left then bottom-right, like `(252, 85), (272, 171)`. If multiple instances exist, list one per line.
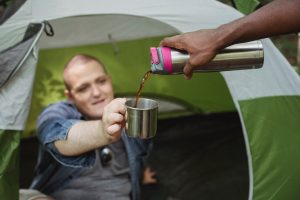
(135, 70), (152, 107)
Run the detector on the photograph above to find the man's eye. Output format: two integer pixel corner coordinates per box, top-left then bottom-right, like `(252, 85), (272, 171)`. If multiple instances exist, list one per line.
(77, 86), (88, 93)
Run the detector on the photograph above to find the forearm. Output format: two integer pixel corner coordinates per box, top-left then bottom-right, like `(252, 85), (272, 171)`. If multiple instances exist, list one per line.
(216, 0), (300, 48)
(54, 120), (112, 156)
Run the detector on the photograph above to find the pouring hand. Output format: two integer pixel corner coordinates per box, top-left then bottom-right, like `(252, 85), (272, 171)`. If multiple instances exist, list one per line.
(159, 29), (224, 79)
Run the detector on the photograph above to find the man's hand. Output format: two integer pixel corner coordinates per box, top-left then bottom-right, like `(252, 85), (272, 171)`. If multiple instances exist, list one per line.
(142, 167), (157, 185)
(101, 98), (126, 142)
(54, 98), (127, 156)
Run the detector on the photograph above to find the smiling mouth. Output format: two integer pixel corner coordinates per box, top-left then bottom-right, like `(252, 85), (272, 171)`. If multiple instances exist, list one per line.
(92, 99), (105, 105)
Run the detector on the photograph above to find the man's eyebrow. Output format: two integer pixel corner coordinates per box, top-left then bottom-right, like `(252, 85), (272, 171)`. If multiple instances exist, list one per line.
(94, 74), (108, 81)
(74, 83), (89, 90)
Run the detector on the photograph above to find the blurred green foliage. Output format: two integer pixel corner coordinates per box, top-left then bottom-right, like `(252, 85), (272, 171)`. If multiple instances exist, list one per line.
(234, 0), (260, 14)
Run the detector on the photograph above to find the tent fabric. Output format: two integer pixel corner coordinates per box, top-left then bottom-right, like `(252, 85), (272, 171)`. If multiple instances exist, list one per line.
(0, 0), (27, 25)
(0, 129), (20, 200)
(143, 112), (248, 200)
(2, 0), (242, 50)
(0, 36), (34, 87)
(38, 15), (179, 50)
(222, 39), (300, 199)
(0, 23), (42, 88)
(0, 52), (38, 130)
(239, 96), (300, 200)
(0, 22), (43, 130)
(0, 0), (300, 199)
(222, 40), (300, 100)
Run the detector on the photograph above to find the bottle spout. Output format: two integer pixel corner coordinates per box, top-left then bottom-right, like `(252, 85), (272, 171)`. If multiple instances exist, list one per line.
(150, 47), (164, 74)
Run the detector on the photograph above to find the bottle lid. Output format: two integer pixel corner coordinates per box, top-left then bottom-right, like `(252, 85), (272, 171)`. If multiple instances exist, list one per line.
(150, 47), (172, 74)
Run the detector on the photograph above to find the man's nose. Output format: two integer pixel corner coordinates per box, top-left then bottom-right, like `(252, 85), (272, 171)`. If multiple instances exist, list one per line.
(91, 84), (102, 96)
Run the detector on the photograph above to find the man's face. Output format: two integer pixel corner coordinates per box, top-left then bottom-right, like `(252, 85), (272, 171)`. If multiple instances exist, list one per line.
(65, 60), (114, 119)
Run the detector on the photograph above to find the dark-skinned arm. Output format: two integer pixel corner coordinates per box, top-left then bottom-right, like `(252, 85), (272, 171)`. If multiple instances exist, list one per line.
(160, 0), (300, 78)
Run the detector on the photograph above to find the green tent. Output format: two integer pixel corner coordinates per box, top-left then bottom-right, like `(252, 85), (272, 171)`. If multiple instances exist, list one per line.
(1, 0), (300, 199)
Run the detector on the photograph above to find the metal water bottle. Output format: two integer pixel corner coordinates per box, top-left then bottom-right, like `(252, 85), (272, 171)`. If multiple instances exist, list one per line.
(150, 40), (264, 74)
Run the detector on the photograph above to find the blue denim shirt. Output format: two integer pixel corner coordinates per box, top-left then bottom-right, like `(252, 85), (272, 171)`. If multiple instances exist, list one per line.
(30, 101), (152, 200)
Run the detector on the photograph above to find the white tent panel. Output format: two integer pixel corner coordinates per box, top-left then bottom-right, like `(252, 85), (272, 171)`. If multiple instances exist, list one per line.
(0, 23), (28, 52)
(0, 49), (38, 130)
(222, 39), (300, 100)
(39, 15), (179, 49)
(2, 0), (243, 50)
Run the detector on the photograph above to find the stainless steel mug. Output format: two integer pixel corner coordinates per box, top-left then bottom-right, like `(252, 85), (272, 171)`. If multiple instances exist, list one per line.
(150, 40), (264, 74)
(125, 98), (158, 139)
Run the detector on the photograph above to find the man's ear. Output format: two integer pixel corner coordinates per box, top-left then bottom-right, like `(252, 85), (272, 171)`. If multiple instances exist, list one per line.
(64, 89), (74, 102)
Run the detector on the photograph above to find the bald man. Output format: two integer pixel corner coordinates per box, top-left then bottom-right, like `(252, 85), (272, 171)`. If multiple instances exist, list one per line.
(30, 54), (156, 200)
